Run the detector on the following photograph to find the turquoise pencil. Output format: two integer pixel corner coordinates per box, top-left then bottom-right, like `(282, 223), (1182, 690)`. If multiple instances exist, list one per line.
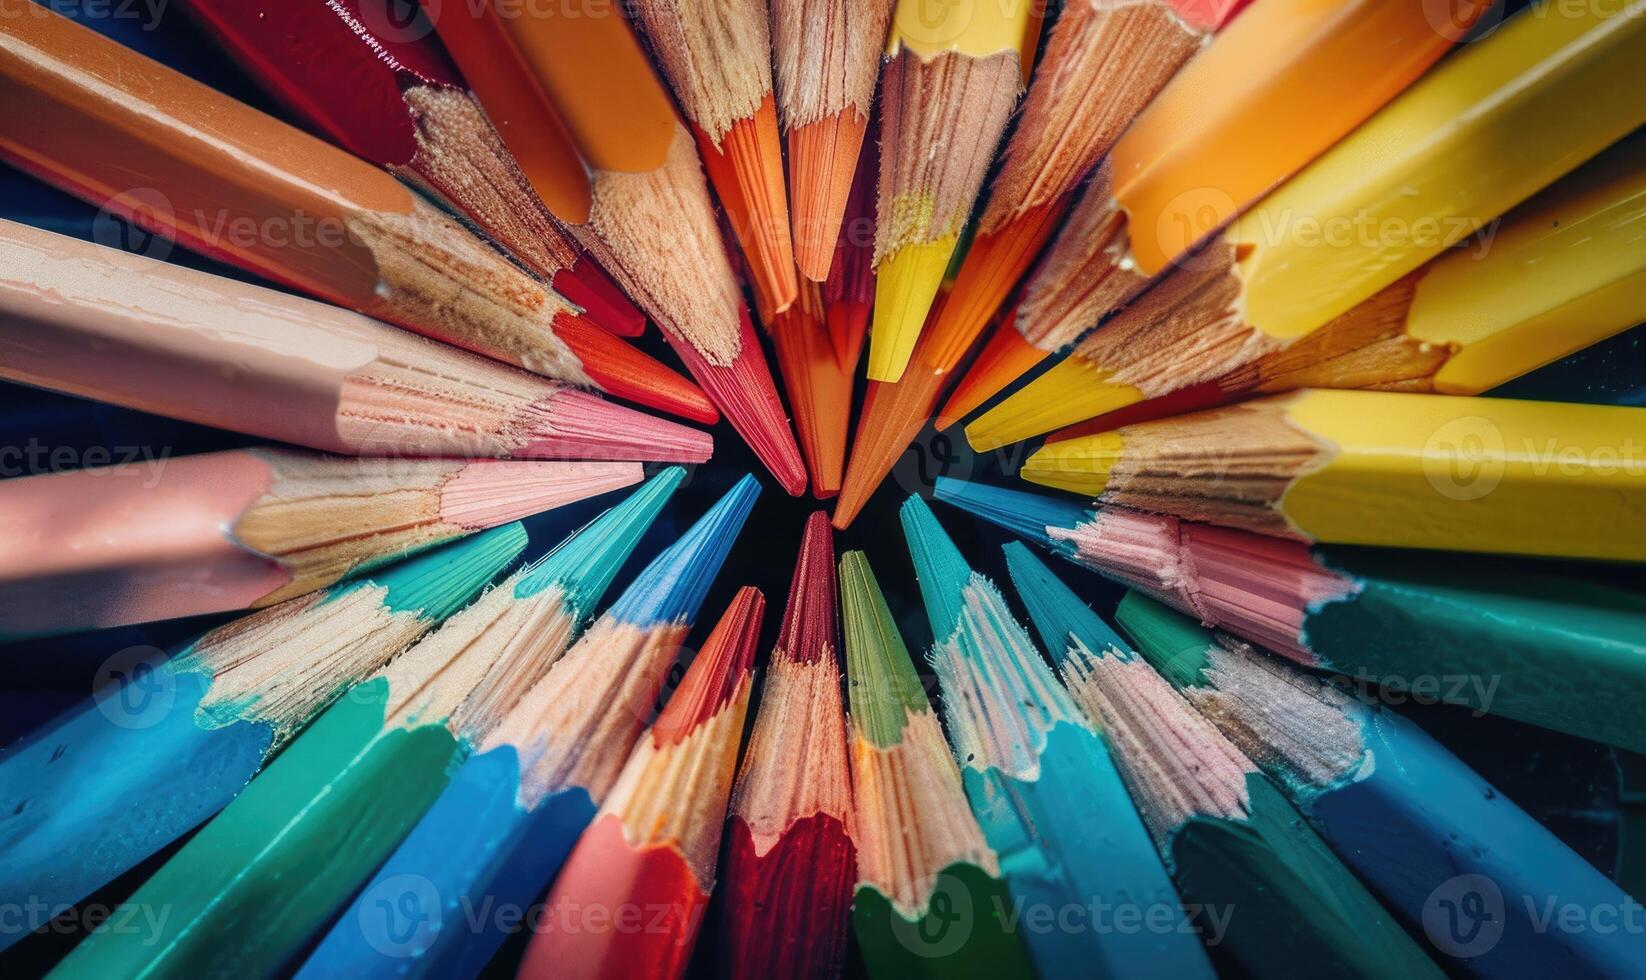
(1118, 590), (1646, 977)
(292, 474), (761, 977)
(0, 526), (526, 952)
(898, 496), (1213, 978)
(1013, 551), (1444, 979)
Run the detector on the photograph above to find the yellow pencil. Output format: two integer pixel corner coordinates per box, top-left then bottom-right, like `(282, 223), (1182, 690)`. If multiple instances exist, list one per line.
(1230, 131), (1646, 399)
(1021, 389), (1646, 562)
(967, 0), (1646, 449)
(868, 0), (1040, 382)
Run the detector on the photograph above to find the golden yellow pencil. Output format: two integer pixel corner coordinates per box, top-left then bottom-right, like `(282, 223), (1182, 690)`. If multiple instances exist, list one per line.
(1022, 389), (1646, 562)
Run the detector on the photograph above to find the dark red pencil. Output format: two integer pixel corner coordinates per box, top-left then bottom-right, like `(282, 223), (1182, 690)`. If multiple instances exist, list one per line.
(717, 512), (855, 979)
(180, 0), (646, 338)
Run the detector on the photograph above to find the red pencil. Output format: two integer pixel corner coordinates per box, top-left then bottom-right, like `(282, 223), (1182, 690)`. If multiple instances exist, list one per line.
(770, 283), (857, 498)
(518, 587), (765, 980)
(179, 0), (643, 338)
(717, 514), (855, 978)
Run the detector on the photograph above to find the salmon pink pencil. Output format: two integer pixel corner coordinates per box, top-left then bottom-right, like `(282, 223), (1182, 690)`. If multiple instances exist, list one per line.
(0, 448), (639, 637)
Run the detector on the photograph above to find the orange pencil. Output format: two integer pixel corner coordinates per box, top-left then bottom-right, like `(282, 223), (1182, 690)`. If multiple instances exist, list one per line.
(943, 0), (1497, 428)
(431, 2), (809, 494)
(820, 118), (878, 371)
(770, 281), (857, 498)
(0, 1), (707, 422)
(629, 0), (798, 313)
(771, 0), (897, 281)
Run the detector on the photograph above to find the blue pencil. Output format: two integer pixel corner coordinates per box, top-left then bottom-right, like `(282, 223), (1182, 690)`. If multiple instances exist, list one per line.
(295, 474), (761, 978)
(1116, 590), (1646, 976)
(0, 524), (526, 952)
(897, 496), (1213, 978)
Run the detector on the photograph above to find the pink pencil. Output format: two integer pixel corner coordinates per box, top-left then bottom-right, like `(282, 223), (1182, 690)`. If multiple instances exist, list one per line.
(0, 219), (711, 463)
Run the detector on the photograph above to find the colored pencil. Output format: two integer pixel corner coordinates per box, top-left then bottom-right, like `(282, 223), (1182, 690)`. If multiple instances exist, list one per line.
(1022, 565), (1444, 978)
(933, 477), (1646, 751)
(941, 0), (1491, 425)
(1118, 590), (1646, 976)
(0, 4), (710, 422)
(717, 514), (855, 978)
(922, 0), (1250, 425)
(822, 123), (877, 370)
(0, 448), (633, 638)
(287, 475), (759, 976)
(771, 0), (896, 280)
(866, 0), (1040, 382)
(179, 0), (645, 337)
(48, 497), (674, 976)
(0, 526), (525, 954)
(966, 0), (1646, 450)
(1021, 389), (1646, 561)
(430, 7), (808, 493)
(517, 586), (764, 980)
(0, 220), (712, 463)
(629, 0), (797, 312)
(838, 550), (1035, 977)
(770, 281), (857, 497)
(1043, 129), (1646, 442)
(898, 497), (1212, 976)
(294, 468), (687, 977)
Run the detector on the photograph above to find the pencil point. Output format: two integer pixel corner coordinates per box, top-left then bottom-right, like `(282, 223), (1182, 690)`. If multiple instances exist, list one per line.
(516, 467), (685, 616)
(1002, 542), (1127, 666)
(439, 460), (643, 530)
(776, 513), (839, 664)
(362, 522), (529, 624)
(838, 551), (930, 746)
(789, 109), (869, 282)
(1020, 436), (1124, 498)
(868, 238), (957, 382)
(1112, 591), (1217, 690)
(965, 358), (1140, 452)
(932, 477), (1090, 551)
(554, 261), (647, 338)
(555, 314), (719, 424)
(696, 98), (799, 313)
(524, 389), (713, 464)
(652, 586), (765, 743)
(937, 317), (1047, 431)
(832, 365), (946, 530)
(898, 495), (974, 642)
(609, 474), (761, 627)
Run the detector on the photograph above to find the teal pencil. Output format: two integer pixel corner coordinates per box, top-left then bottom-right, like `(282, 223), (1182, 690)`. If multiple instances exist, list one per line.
(1117, 590), (1646, 977)
(898, 496), (1213, 978)
(1012, 552), (1444, 979)
(0, 525), (526, 953)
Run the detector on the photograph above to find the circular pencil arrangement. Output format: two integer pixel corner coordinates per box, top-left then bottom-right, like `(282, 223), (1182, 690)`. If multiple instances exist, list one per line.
(0, 0), (1643, 978)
